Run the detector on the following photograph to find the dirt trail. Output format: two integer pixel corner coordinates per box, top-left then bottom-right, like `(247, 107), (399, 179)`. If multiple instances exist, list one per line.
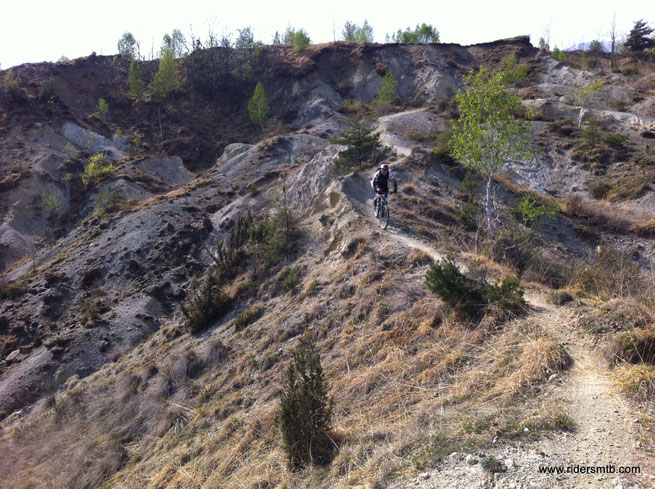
(512, 293), (652, 489)
(340, 181), (653, 487)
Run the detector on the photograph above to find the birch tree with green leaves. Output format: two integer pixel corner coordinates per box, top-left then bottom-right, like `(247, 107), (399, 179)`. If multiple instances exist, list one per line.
(248, 82), (270, 129)
(450, 68), (532, 243)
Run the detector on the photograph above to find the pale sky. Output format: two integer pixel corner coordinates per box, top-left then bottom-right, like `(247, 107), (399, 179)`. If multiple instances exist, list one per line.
(1, 0), (653, 68)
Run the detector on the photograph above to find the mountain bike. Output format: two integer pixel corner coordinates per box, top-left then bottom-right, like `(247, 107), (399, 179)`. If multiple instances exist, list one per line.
(373, 193), (389, 230)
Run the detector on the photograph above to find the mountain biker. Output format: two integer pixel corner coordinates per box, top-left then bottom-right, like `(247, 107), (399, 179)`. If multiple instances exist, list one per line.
(371, 163), (397, 208)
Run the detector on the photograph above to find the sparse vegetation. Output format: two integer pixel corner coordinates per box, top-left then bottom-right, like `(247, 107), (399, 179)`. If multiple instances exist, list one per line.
(450, 67), (532, 243)
(152, 47), (182, 100)
(181, 273), (231, 333)
(247, 82), (270, 129)
(330, 117), (383, 171)
(284, 28), (311, 52)
(279, 332), (334, 469)
(374, 71), (398, 104)
(615, 364), (655, 400)
(81, 152), (114, 185)
(388, 23), (440, 43)
(41, 192), (62, 216)
(117, 32), (138, 58)
(128, 58), (144, 99)
(94, 98), (109, 119)
(342, 20), (374, 42)
(0, 280), (28, 300)
(2, 70), (25, 102)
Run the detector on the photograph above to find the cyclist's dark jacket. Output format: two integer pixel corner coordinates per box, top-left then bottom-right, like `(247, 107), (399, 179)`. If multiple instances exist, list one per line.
(371, 169), (396, 193)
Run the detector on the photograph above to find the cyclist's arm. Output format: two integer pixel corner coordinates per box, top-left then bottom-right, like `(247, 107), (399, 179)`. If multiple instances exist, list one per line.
(371, 171), (379, 190)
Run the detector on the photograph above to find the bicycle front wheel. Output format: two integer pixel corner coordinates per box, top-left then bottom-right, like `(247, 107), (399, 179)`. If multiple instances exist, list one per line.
(378, 202), (389, 229)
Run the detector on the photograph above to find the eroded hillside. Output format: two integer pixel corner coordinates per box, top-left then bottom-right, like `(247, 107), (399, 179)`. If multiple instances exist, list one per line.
(1, 37), (655, 488)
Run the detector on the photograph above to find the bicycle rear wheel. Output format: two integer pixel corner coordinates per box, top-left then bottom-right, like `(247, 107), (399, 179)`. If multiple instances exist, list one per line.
(378, 202), (389, 229)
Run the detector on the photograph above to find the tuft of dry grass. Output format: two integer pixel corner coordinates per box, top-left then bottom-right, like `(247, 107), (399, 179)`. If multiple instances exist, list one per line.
(628, 219), (655, 237)
(451, 326), (572, 402)
(607, 327), (655, 365)
(615, 363), (655, 401)
(579, 298), (652, 334)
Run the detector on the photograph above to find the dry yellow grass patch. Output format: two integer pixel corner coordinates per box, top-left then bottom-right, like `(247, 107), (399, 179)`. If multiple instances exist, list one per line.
(615, 363), (655, 401)
(450, 325), (572, 402)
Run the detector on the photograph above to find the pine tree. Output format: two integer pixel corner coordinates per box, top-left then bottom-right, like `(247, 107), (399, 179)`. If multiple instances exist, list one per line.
(625, 19), (655, 54)
(247, 82), (270, 129)
(293, 29), (311, 52)
(375, 71), (398, 104)
(151, 47), (181, 101)
(128, 58), (144, 99)
(330, 118), (382, 170)
(278, 332), (333, 468)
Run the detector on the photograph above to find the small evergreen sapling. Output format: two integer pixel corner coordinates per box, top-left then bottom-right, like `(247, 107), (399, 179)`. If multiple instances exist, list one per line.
(375, 71), (398, 104)
(128, 59), (144, 99)
(279, 332), (334, 468)
(330, 117), (383, 170)
(248, 82), (270, 129)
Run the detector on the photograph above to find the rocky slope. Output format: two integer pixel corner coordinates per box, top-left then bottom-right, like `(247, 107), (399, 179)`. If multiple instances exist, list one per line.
(1, 37), (654, 488)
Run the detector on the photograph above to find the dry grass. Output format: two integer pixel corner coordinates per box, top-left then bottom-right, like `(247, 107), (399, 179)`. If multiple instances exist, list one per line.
(562, 195), (655, 238)
(579, 298), (653, 334)
(0, 223), (584, 489)
(615, 363), (655, 401)
(629, 219), (655, 237)
(607, 327), (655, 365)
(451, 325), (572, 402)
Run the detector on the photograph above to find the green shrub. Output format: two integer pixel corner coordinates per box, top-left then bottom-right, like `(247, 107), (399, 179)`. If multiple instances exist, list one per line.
(248, 82), (270, 128)
(432, 130), (457, 166)
(38, 77), (62, 102)
(249, 216), (296, 265)
(425, 257), (483, 317)
(374, 71), (398, 104)
(481, 456), (506, 474)
(279, 332), (333, 469)
(208, 213), (254, 278)
(330, 117), (383, 171)
(484, 277), (526, 315)
(42, 193), (62, 216)
(181, 273), (232, 333)
(233, 305), (264, 331)
(82, 152), (114, 185)
(128, 59), (144, 99)
(515, 194), (558, 228)
(456, 202), (480, 231)
(2, 70), (26, 102)
(94, 98), (109, 118)
(551, 47), (566, 62)
(603, 132), (629, 149)
(0, 281), (28, 300)
(286, 28), (311, 52)
(546, 117), (577, 137)
(279, 266), (302, 292)
(495, 225), (538, 272)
